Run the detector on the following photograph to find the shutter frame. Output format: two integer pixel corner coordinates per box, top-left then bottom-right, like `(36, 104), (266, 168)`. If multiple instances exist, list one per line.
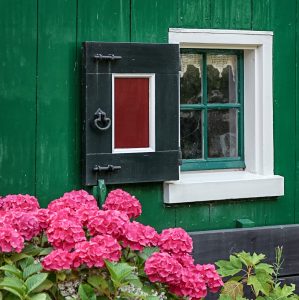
(82, 42), (180, 185)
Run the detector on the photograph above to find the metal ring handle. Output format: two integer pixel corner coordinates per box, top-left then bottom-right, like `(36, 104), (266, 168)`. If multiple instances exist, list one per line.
(94, 117), (111, 131)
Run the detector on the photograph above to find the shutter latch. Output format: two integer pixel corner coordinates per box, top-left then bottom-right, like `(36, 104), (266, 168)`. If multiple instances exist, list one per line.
(94, 54), (122, 61)
(93, 164), (122, 172)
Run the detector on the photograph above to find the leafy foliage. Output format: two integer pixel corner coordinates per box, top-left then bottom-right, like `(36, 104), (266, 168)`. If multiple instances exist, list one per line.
(216, 249), (299, 300)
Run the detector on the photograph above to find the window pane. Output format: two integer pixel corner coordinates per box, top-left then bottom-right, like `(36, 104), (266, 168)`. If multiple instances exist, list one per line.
(114, 78), (150, 149)
(208, 109), (238, 158)
(180, 53), (202, 104)
(181, 110), (202, 159)
(207, 54), (237, 103)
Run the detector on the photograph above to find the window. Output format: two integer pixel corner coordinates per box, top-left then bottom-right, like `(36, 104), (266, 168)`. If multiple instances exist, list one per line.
(164, 29), (284, 203)
(180, 49), (244, 171)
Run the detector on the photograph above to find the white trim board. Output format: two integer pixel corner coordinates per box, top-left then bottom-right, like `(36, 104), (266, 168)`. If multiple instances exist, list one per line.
(165, 28), (284, 204)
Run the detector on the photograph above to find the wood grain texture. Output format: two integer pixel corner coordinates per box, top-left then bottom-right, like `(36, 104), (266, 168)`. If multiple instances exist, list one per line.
(178, 0), (211, 28)
(131, 0), (178, 43)
(211, 0), (251, 29)
(36, 0), (78, 206)
(0, 0), (37, 196)
(252, 0), (272, 30)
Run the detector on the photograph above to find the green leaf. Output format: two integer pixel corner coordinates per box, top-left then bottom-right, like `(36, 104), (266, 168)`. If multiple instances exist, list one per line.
(30, 279), (53, 294)
(247, 272), (271, 296)
(19, 257), (35, 271)
(222, 280), (244, 300)
(0, 276), (25, 294)
(237, 252), (265, 267)
(145, 297), (160, 300)
(22, 245), (42, 257)
(10, 253), (29, 263)
(255, 263), (274, 275)
(23, 262), (43, 279)
(0, 264), (22, 279)
(25, 273), (48, 294)
(30, 293), (52, 300)
(216, 255), (243, 277)
(0, 287), (23, 299)
(138, 247), (159, 262)
(87, 275), (109, 294)
(38, 248), (53, 256)
(105, 261), (135, 287)
(0, 277), (25, 298)
(78, 283), (97, 300)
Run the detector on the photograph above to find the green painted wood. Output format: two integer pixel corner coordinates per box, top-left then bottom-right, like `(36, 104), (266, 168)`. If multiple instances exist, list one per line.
(36, 0), (79, 206)
(211, 0), (251, 29)
(0, 0), (37, 196)
(78, 0), (130, 42)
(296, 0), (299, 223)
(131, 0), (178, 43)
(178, 0), (211, 28)
(252, 0), (272, 30)
(269, 0), (296, 225)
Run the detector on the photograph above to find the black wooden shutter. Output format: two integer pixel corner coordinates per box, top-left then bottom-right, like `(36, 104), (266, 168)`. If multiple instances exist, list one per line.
(82, 42), (179, 185)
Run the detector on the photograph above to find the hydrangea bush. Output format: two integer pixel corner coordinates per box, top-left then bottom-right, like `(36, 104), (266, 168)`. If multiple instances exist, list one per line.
(0, 189), (223, 300)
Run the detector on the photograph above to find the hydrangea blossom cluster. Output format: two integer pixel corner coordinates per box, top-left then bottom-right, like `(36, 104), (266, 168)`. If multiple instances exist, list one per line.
(145, 227), (223, 299)
(122, 221), (159, 251)
(0, 225), (24, 253)
(0, 194), (40, 212)
(0, 189), (223, 300)
(0, 194), (41, 252)
(103, 189), (142, 219)
(72, 235), (121, 268)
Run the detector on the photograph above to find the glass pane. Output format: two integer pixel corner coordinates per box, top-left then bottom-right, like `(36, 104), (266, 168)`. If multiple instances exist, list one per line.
(114, 78), (149, 149)
(207, 54), (237, 103)
(208, 109), (238, 158)
(180, 53), (202, 104)
(181, 110), (202, 159)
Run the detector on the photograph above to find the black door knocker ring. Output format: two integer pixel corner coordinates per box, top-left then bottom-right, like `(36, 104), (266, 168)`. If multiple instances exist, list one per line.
(92, 108), (111, 131)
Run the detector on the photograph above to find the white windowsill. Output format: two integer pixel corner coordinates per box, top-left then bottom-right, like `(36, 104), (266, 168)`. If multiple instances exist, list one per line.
(164, 171), (284, 204)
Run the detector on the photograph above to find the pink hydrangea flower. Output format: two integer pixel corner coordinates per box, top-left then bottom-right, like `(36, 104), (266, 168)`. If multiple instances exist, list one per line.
(173, 253), (195, 268)
(0, 225), (24, 253)
(42, 249), (73, 271)
(0, 194), (39, 212)
(72, 235), (121, 268)
(75, 206), (99, 227)
(48, 190), (98, 213)
(46, 219), (86, 251)
(103, 189), (142, 219)
(34, 208), (50, 230)
(169, 267), (207, 300)
(3, 210), (41, 241)
(196, 264), (223, 293)
(87, 210), (129, 239)
(145, 252), (183, 285)
(158, 228), (193, 254)
(122, 221), (159, 251)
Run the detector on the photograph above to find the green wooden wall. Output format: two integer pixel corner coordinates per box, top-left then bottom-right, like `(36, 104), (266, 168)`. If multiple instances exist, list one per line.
(0, 0), (298, 232)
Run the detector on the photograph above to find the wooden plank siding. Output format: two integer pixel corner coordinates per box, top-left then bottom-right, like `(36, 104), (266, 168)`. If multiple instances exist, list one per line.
(0, 0), (299, 232)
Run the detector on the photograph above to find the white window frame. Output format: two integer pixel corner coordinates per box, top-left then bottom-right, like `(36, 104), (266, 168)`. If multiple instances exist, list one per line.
(112, 73), (155, 154)
(164, 28), (284, 204)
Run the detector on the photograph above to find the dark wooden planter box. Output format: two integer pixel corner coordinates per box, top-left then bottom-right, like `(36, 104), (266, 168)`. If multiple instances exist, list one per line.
(190, 225), (299, 298)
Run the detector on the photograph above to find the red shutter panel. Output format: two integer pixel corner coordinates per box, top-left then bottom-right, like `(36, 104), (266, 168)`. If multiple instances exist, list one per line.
(82, 42), (179, 185)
